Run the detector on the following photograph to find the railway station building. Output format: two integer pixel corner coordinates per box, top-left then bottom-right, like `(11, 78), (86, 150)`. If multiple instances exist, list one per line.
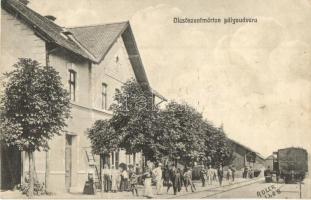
(229, 138), (265, 173)
(0, 0), (164, 193)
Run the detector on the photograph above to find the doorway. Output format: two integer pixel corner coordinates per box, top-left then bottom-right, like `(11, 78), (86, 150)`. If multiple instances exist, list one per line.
(0, 143), (21, 190)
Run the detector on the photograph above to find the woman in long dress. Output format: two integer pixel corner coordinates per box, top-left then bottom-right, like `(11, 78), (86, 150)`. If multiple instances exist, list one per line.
(143, 167), (154, 198)
(111, 166), (119, 192)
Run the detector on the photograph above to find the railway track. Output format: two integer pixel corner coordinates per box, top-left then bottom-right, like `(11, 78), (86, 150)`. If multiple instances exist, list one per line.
(199, 178), (264, 198)
(169, 178), (263, 199)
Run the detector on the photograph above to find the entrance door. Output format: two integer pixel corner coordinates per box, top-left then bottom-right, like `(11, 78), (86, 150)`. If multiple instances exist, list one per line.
(65, 135), (72, 192)
(0, 143), (21, 190)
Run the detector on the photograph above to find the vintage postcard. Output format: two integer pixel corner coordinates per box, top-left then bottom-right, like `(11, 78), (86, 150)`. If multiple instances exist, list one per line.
(0, 0), (310, 199)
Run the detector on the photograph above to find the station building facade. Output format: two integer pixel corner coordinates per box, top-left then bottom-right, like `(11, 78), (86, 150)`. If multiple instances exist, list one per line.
(1, 0), (161, 193)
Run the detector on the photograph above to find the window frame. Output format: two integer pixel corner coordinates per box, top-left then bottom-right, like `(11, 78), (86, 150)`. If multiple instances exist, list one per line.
(68, 69), (76, 101)
(101, 83), (108, 110)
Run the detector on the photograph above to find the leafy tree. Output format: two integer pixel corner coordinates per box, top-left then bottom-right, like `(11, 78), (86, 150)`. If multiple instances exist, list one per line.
(109, 79), (161, 161)
(87, 119), (120, 155)
(201, 123), (233, 167)
(159, 102), (233, 167)
(87, 79), (161, 167)
(87, 79), (233, 167)
(0, 58), (71, 197)
(159, 101), (206, 166)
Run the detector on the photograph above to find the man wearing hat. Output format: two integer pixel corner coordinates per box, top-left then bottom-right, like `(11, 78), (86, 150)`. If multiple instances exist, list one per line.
(153, 163), (163, 195)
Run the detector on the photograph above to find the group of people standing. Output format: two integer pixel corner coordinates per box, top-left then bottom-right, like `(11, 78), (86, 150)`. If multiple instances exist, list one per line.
(101, 162), (199, 197)
(162, 164), (197, 195)
(101, 162), (165, 198)
(143, 162), (197, 197)
(242, 166), (254, 179)
(200, 164), (236, 187)
(102, 164), (139, 195)
(100, 162), (238, 198)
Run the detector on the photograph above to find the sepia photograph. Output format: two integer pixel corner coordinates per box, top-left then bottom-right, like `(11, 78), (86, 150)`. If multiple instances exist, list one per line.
(0, 0), (310, 199)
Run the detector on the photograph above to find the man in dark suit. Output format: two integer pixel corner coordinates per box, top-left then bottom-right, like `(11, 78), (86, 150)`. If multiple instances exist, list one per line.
(217, 164), (224, 186)
(168, 164), (181, 195)
(264, 166), (272, 182)
(200, 166), (207, 187)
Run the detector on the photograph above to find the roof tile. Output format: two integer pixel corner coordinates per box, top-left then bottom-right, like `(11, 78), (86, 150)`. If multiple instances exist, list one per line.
(68, 22), (128, 63)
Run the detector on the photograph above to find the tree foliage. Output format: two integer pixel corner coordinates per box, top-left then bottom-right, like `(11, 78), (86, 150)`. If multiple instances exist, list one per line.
(87, 120), (120, 155)
(0, 58), (71, 197)
(201, 123), (233, 166)
(109, 79), (160, 160)
(157, 102), (206, 165)
(0, 58), (71, 152)
(87, 79), (233, 166)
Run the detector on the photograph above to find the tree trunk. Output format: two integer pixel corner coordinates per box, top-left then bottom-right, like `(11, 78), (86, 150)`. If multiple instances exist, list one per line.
(45, 150), (50, 193)
(99, 154), (103, 192)
(28, 151), (34, 198)
(133, 153), (136, 165)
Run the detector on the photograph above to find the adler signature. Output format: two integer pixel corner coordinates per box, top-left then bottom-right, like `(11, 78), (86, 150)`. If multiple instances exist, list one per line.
(257, 184), (281, 198)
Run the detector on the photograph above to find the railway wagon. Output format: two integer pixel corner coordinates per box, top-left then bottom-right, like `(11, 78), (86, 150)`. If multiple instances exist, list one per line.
(274, 147), (308, 183)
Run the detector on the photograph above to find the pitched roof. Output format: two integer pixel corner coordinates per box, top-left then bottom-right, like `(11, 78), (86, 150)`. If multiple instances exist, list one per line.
(69, 22), (157, 92)
(68, 22), (128, 63)
(1, 0), (167, 100)
(228, 138), (265, 160)
(1, 0), (92, 60)
(265, 155), (274, 160)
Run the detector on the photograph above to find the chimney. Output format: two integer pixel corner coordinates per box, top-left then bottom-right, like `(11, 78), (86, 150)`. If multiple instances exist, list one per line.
(45, 15), (57, 21)
(19, 0), (29, 5)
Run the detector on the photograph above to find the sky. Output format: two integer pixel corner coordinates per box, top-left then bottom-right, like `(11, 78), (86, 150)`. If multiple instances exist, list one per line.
(28, 0), (311, 157)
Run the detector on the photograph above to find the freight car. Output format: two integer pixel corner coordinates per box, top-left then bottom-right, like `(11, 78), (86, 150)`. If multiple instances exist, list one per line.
(270, 147), (308, 184)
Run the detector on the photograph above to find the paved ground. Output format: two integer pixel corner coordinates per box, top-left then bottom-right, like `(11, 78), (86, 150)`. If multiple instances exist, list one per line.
(0, 178), (254, 199)
(170, 177), (262, 199)
(1, 176), (310, 199)
(177, 176), (311, 199)
(204, 179), (310, 199)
